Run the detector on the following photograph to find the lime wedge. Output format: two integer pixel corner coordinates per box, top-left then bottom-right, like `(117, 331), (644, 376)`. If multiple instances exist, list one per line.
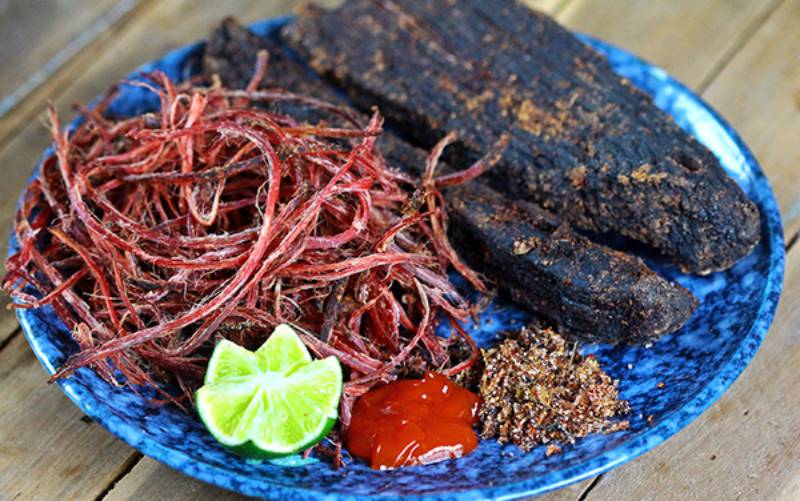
(196, 324), (342, 459)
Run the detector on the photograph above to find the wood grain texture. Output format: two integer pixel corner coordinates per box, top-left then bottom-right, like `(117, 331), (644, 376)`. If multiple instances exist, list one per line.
(778, 473), (800, 500)
(558, 0), (781, 89)
(0, 334), (134, 501)
(0, 297), (21, 348)
(704, 0), (800, 241)
(105, 458), (250, 501)
(103, 457), (590, 501)
(585, 243), (800, 500)
(0, 0), (143, 146)
(0, 0), (126, 112)
(521, 0), (572, 14)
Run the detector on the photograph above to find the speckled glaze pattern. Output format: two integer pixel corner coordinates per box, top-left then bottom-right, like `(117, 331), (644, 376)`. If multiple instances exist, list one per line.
(12, 18), (784, 500)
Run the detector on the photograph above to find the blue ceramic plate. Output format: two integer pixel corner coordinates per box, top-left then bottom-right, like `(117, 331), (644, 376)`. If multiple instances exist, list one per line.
(13, 17), (784, 500)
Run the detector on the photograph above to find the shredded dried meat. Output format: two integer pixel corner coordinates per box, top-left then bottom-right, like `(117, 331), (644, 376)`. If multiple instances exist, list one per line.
(3, 59), (496, 421)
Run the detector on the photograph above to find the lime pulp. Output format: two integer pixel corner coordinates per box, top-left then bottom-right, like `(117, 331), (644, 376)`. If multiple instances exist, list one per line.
(196, 324), (342, 458)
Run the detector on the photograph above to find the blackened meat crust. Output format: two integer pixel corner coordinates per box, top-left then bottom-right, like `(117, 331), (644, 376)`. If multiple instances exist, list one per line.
(446, 183), (696, 343)
(284, 0), (761, 274)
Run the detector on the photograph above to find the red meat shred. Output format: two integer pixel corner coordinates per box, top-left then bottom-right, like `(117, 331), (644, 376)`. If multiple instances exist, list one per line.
(3, 57), (498, 422)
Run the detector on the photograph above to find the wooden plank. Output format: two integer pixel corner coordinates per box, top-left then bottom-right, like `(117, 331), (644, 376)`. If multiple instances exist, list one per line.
(536, 2), (792, 497)
(549, 2), (795, 496)
(0, 296), (21, 348)
(558, 0), (781, 90)
(0, 334), (135, 500)
(778, 474), (800, 500)
(521, 0), (572, 14)
(703, 0), (800, 240)
(104, 456), (589, 501)
(104, 458), (247, 501)
(0, 0), (144, 143)
(0, 0), (564, 136)
(585, 246), (800, 499)
(0, 0), (129, 114)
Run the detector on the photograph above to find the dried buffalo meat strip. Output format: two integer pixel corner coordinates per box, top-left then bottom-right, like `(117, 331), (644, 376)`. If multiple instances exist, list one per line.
(284, 0), (761, 274)
(446, 183), (696, 343)
(204, 17), (346, 124)
(203, 18), (697, 343)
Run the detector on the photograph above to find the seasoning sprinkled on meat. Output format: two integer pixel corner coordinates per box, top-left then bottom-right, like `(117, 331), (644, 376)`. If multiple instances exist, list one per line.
(478, 324), (630, 452)
(285, 0), (761, 274)
(446, 183), (697, 344)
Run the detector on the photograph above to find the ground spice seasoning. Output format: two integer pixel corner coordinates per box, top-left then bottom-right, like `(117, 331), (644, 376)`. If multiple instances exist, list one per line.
(478, 324), (630, 453)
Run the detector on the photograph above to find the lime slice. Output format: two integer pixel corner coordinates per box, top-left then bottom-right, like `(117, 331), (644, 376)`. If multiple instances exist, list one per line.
(196, 324), (342, 459)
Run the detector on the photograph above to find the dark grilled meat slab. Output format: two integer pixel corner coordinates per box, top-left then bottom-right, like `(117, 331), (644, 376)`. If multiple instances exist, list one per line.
(204, 17), (344, 123)
(203, 18), (697, 343)
(284, 0), (761, 274)
(446, 183), (696, 343)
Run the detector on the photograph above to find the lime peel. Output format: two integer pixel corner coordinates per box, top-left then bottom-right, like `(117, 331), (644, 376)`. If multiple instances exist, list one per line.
(196, 324), (342, 458)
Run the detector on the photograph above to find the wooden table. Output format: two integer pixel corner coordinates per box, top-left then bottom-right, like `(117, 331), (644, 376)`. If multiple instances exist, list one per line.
(0, 1), (797, 499)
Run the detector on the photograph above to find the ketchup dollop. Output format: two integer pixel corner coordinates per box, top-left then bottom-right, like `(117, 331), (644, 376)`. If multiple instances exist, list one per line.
(345, 372), (481, 469)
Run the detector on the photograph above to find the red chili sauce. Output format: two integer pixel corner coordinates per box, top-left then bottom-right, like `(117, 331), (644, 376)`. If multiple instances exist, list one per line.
(345, 372), (481, 470)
